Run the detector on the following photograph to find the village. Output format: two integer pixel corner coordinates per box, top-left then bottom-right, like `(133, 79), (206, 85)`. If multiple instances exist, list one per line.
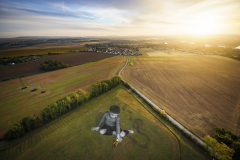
(85, 43), (142, 56)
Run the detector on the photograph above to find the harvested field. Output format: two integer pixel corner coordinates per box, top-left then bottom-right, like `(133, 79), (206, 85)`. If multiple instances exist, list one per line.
(140, 48), (192, 57)
(3, 42), (109, 50)
(122, 54), (240, 137)
(0, 52), (116, 81)
(0, 56), (126, 138)
(0, 47), (88, 58)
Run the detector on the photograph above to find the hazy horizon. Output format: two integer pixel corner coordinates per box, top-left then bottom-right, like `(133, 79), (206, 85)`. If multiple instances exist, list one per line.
(0, 0), (240, 38)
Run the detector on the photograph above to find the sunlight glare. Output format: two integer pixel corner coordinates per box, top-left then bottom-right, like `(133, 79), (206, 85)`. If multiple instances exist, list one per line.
(189, 18), (219, 35)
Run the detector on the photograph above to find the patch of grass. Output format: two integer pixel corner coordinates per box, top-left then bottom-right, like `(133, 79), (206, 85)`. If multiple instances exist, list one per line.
(127, 56), (134, 66)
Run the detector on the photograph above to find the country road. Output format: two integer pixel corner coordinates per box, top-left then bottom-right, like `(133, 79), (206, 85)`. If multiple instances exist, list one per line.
(119, 56), (206, 147)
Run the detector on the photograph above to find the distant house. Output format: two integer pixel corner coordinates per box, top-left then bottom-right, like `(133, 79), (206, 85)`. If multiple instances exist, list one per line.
(8, 62), (15, 65)
(75, 50), (79, 52)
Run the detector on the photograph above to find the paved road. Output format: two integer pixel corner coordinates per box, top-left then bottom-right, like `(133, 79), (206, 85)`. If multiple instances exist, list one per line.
(119, 56), (206, 147)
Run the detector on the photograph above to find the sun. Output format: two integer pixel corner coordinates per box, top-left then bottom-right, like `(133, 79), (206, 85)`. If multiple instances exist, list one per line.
(189, 18), (218, 35)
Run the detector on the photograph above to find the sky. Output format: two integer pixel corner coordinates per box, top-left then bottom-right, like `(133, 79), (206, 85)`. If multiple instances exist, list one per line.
(0, 0), (240, 38)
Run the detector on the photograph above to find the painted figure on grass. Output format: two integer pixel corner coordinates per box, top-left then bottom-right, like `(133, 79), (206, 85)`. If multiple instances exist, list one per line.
(92, 105), (134, 142)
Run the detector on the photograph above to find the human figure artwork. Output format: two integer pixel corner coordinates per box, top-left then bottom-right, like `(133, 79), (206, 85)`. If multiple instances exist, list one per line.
(92, 105), (134, 142)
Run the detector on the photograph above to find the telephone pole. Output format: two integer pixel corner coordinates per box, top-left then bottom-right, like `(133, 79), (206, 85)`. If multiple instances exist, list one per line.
(19, 78), (27, 89)
(29, 79), (36, 91)
(40, 83), (45, 93)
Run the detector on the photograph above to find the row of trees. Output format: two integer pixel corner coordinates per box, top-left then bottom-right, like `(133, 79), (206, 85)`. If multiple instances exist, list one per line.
(40, 60), (69, 71)
(3, 75), (123, 140)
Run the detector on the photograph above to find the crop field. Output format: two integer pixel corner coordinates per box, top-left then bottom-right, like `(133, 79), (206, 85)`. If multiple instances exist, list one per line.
(0, 47), (88, 58)
(0, 85), (210, 160)
(140, 48), (192, 57)
(0, 56), (126, 138)
(0, 52), (116, 80)
(122, 53), (240, 137)
(7, 42), (109, 50)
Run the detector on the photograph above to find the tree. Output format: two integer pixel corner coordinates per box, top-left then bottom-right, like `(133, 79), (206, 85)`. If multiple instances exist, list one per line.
(40, 60), (68, 71)
(48, 103), (58, 119)
(63, 96), (71, 111)
(4, 122), (25, 140)
(203, 135), (235, 160)
(160, 110), (165, 115)
(215, 142), (235, 160)
(77, 89), (88, 103)
(68, 93), (79, 108)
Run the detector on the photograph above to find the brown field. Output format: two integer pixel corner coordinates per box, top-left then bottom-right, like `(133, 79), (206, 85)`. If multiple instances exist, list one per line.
(122, 54), (240, 137)
(5, 42), (108, 50)
(0, 56), (126, 138)
(1, 42), (109, 51)
(0, 52), (116, 81)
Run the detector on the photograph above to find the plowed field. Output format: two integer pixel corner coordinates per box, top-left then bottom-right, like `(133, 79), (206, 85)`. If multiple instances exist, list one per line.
(0, 52), (116, 81)
(122, 54), (240, 137)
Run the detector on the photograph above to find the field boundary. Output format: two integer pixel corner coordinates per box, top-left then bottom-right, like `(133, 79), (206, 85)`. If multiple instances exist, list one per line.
(119, 56), (206, 147)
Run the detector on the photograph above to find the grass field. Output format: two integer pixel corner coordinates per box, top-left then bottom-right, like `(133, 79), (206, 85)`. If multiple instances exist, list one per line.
(122, 52), (240, 137)
(0, 52), (117, 80)
(0, 85), (210, 160)
(0, 47), (88, 58)
(0, 56), (126, 138)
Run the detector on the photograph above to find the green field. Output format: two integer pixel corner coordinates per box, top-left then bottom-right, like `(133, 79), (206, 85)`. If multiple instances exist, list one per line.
(0, 56), (125, 138)
(0, 47), (88, 58)
(127, 56), (135, 66)
(0, 85), (210, 160)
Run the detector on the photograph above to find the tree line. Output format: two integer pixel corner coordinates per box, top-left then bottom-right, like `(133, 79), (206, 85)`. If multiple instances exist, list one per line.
(3, 75), (123, 141)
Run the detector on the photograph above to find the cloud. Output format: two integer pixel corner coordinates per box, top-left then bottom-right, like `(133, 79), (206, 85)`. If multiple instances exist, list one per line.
(0, 0), (239, 37)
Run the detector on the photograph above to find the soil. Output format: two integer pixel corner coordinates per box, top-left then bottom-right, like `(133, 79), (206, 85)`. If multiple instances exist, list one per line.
(0, 52), (116, 81)
(122, 55), (240, 137)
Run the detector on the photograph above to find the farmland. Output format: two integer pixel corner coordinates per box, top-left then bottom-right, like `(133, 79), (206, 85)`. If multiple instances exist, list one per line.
(0, 85), (210, 160)
(0, 56), (125, 138)
(0, 46), (88, 58)
(0, 52), (117, 81)
(122, 49), (240, 137)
